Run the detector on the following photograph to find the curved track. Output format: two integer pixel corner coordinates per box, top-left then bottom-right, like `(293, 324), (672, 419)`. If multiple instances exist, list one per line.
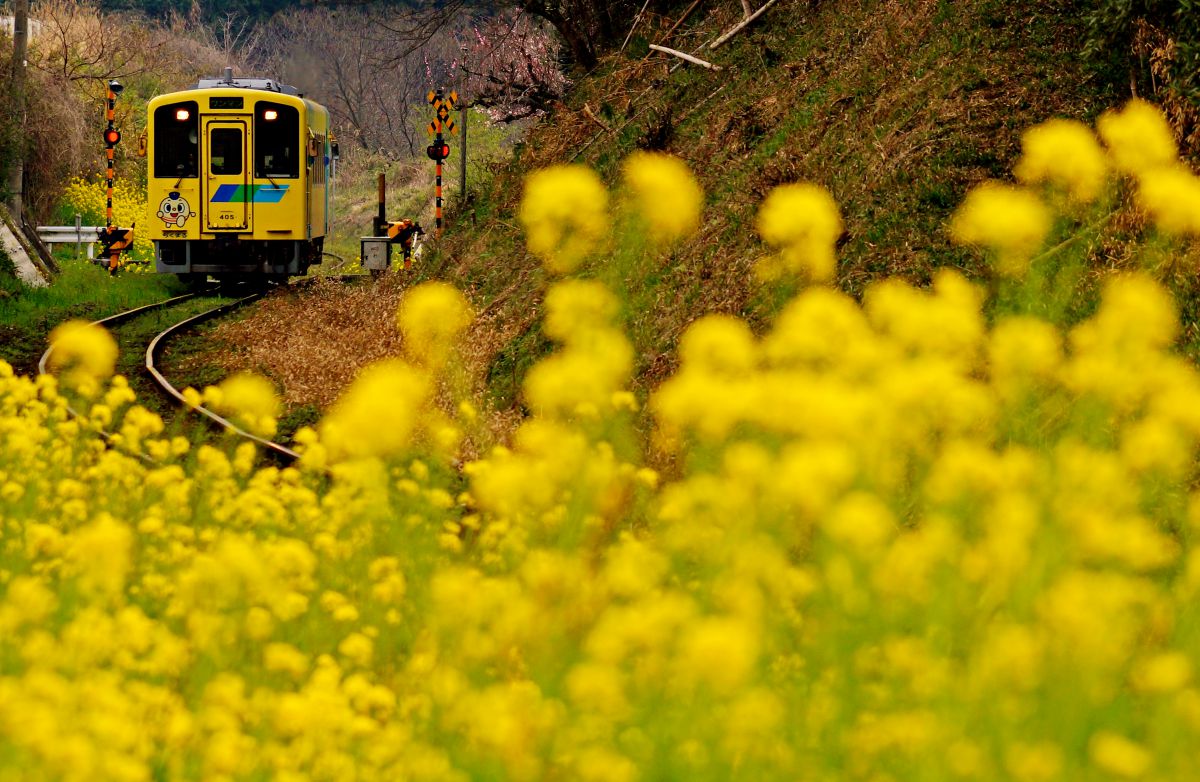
(37, 288), (225, 463)
(37, 288), (217, 376)
(145, 291), (301, 463)
(41, 275), (370, 466)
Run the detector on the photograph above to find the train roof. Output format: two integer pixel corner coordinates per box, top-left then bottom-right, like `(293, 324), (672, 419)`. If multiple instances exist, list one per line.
(191, 68), (299, 96)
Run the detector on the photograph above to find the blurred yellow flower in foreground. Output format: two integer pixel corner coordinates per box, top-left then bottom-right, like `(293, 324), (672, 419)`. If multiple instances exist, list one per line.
(950, 182), (1050, 276)
(519, 164), (609, 274)
(397, 281), (474, 366)
(319, 359), (431, 461)
(543, 279), (620, 342)
(756, 182), (842, 282)
(1136, 165), (1200, 236)
(210, 372), (280, 437)
(621, 151), (704, 243)
(48, 320), (118, 381)
(1097, 98), (1177, 176)
(1015, 118), (1109, 203)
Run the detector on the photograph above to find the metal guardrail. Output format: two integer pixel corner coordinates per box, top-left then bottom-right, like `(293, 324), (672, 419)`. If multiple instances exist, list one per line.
(36, 219), (102, 259)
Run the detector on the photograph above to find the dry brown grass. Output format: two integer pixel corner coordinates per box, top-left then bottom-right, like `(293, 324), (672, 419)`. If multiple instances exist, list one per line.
(203, 278), (407, 409)
(191, 274), (527, 447)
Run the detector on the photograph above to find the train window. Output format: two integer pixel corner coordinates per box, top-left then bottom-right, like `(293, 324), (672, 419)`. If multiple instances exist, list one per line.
(210, 128), (243, 175)
(255, 102), (299, 178)
(153, 101), (198, 178)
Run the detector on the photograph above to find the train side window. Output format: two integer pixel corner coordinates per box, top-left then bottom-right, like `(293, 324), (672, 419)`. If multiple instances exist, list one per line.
(255, 102), (299, 178)
(153, 101), (198, 178)
(210, 128), (243, 175)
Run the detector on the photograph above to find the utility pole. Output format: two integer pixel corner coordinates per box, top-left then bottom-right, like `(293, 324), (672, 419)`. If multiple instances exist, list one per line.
(459, 100), (467, 200)
(6, 0), (30, 217)
(458, 55), (468, 206)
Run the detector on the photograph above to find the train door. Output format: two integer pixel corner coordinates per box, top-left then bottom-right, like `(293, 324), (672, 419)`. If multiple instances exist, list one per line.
(203, 118), (251, 231)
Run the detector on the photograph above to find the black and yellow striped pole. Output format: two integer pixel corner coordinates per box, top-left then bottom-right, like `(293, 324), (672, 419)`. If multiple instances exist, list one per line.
(103, 83), (120, 231)
(425, 88), (458, 239)
(101, 80), (124, 275)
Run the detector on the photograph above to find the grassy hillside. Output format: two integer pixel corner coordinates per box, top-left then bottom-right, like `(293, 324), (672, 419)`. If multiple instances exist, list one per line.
(418, 0), (1126, 407)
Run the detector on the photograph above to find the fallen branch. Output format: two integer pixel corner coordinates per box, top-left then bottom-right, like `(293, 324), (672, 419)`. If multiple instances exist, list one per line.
(647, 0), (705, 55)
(581, 102), (612, 133)
(649, 44), (723, 70)
(620, 0), (652, 51)
(709, 0), (782, 49)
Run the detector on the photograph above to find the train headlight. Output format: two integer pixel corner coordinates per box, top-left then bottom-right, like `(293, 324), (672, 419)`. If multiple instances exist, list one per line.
(175, 108), (190, 121)
(264, 109), (278, 121)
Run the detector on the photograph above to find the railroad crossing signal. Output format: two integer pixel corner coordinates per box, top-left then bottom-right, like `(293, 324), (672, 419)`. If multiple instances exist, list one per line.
(426, 87), (461, 239)
(102, 79), (124, 274)
(425, 90), (459, 136)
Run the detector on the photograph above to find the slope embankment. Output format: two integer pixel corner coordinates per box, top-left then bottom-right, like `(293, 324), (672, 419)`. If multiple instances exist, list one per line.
(430, 0), (1123, 408)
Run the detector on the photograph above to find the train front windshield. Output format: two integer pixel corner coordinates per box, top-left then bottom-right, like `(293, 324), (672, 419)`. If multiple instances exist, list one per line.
(154, 101), (199, 178)
(255, 102), (300, 178)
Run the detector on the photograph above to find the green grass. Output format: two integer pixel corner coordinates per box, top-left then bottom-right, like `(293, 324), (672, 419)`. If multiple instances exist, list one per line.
(0, 244), (22, 300)
(107, 295), (234, 418)
(0, 257), (184, 375)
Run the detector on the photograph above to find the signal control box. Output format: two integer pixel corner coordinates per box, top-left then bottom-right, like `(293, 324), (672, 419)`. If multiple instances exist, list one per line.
(360, 236), (391, 272)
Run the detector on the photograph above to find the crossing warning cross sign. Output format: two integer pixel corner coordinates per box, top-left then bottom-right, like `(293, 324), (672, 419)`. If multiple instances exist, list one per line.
(425, 90), (461, 136)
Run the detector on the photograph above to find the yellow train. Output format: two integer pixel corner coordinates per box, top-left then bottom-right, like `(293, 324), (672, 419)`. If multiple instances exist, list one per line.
(146, 69), (335, 283)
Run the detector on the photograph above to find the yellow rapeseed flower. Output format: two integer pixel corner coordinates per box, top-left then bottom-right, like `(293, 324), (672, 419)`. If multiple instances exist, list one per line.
(543, 279), (620, 342)
(621, 151), (704, 243)
(678, 314), (757, 375)
(756, 182), (843, 282)
(949, 182), (1050, 276)
(48, 320), (118, 380)
(519, 164), (609, 274)
(397, 281), (474, 365)
(989, 316), (1062, 393)
(1097, 98), (1177, 176)
(68, 515), (133, 598)
(1131, 651), (1192, 694)
(523, 331), (633, 417)
(677, 616), (759, 694)
(1089, 731), (1152, 778)
(320, 359), (432, 462)
(338, 632), (374, 667)
(1136, 165), (1200, 236)
(214, 373), (280, 438)
(1014, 118), (1109, 203)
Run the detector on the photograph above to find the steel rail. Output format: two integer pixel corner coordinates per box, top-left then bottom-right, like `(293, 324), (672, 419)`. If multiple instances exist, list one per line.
(142, 275), (368, 464)
(41, 274), (369, 467)
(37, 288), (216, 376)
(37, 287), (220, 464)
(144, 292), (302, 464)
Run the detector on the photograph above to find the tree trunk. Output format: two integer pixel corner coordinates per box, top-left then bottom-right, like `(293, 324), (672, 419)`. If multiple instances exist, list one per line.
(520, 1), (598, 69)
(6, 0), (30, 216)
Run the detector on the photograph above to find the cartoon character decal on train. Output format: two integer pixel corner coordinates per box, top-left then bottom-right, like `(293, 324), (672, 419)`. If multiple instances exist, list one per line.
(156, 192), (195, 228)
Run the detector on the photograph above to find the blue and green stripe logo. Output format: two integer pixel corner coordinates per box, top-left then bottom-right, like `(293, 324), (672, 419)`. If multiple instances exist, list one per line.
(210, 184), (289, 203)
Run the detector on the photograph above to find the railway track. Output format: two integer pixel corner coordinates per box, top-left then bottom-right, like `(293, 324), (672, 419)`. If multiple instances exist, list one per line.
(145, 290), (300, 463)
(40, 275), (369, 466)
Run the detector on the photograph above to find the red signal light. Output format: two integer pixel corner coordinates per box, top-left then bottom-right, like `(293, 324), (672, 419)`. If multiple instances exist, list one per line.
(425, 143), (450, 161)
(104, 129), (121, 146)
